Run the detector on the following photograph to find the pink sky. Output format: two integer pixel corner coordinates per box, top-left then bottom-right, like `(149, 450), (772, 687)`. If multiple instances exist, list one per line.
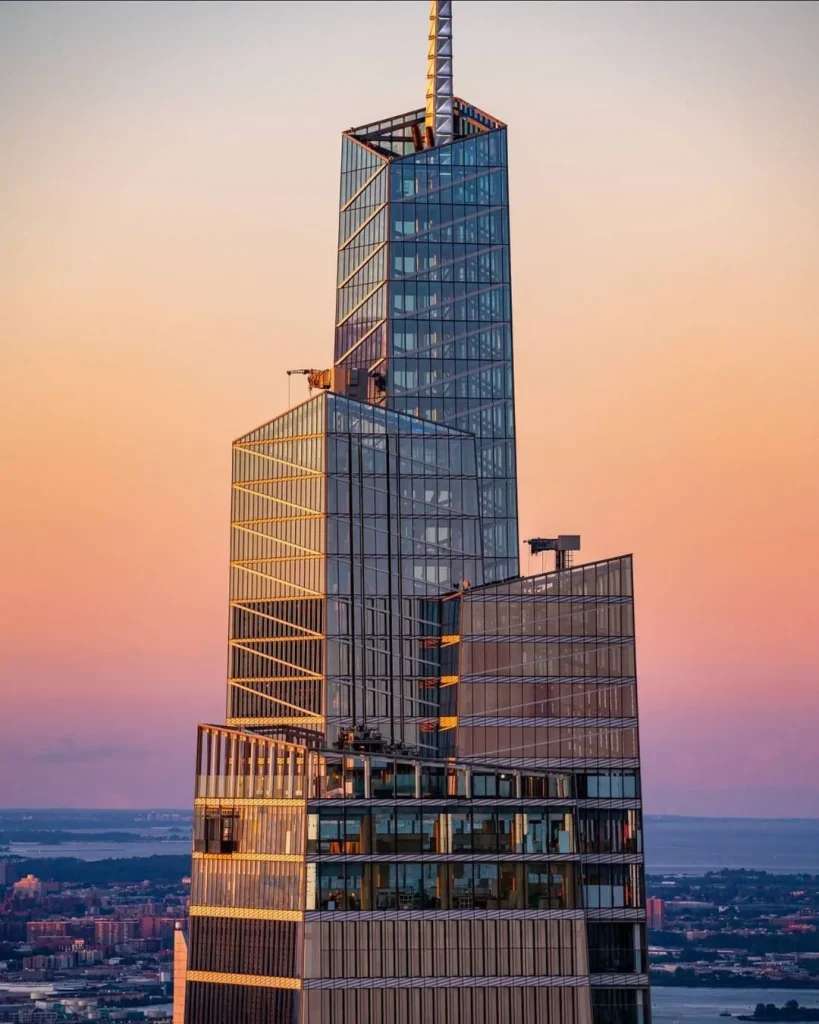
(2, 1), (818, 815)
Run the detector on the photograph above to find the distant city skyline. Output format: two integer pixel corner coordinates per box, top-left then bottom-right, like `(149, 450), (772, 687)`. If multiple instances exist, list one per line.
(2, 0), (818, 817)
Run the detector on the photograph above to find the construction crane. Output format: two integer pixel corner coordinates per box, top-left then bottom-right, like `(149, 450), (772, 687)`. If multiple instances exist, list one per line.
(524, 535), (581, 572)
(286, 368), (333, 391)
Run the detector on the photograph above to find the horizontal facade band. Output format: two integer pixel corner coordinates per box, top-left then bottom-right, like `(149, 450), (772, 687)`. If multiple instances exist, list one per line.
(229, 676), (323, 684)
(230, 635), (322, 644)
(323, 713), (636, 727)
(307, 799), (642, 810)
(452, 757), (641, 770)
(305, 853), (644, 865)
(305, 908), (644, 922)
(189, 905), (304, 922)
(461, 596), (633, 607)
(589, 974), (650, 987)
(303, 975), (592, 990)
(460, 716), (638, 729)
(234, 433), (323, 446)
(193, 852), (303, 863)
(226, 716), (324, 727)
(460, 675), (637, 685)
(194, 798), (306, 808)
(586, 908), (645, 921)
(462, 635), (634, 645)
(186, 970), (301, 990)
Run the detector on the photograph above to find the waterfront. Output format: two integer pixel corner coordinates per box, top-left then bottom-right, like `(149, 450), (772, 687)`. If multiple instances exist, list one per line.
(653, 988), (819, 1023)
(5, 813), (819, 871)
(647, 818), (819, 875)
(3, 839), (191, 861)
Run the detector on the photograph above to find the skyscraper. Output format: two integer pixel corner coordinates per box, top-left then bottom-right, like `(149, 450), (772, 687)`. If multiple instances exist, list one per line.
(176, 4), (650, 1023)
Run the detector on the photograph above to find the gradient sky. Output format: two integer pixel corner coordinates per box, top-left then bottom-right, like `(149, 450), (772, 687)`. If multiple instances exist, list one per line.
(2, 1), (818, 816)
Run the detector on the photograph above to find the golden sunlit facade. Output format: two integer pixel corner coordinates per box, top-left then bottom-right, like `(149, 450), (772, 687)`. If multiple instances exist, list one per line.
(226, 399), (326, 739)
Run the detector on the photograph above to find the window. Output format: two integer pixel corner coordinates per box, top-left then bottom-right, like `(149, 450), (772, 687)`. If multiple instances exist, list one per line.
(373, 863), (397, 910)
(473, 863), (499, 909)
(520, 811), (573, 854)
(421, 764), (446, 797)
(396, 863), (424, 909)
(394, 810), (421, 853)
(344, 811), (364, 854)
(344, 756), (366, 798)
(370, 758), (395, 798)
(472, 771), (496, 797)
(496, 811), (515, 852)
(195, 810), (239, 854)
(374, 810), (394, 854)
(449, 862), (473, 909)
(318, 865), (346, 911)
(423, 863), (445, 909)
(324, 759), (344, 798)
(527, 863), (576, 909)
(583, 864), (642, 909)
(396, 762), (416, 797)
(318, 812), (344, 854)
(472, 811), (497, 852)
(421, 810), (445, 852)
(451, 811), (472, 852)
(588, 923), (640, 974)
(498, 862), (520, 909)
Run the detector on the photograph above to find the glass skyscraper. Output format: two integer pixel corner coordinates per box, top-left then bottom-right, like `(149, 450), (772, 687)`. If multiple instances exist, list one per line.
(176, 4), (650, 1023)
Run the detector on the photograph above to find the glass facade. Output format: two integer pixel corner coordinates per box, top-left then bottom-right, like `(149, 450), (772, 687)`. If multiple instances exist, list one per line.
(188, 554), (649, 1023)
(226, 390), (483, 753)
(184, 724), (646, 1024)
(335, 102), (518, 583)
(183, 14), (648, 1024)
(185, 726), (306, 1024)
(454, 556), (638, 764)
(226, 397), (326, 742)
(324, 392), (483, 755)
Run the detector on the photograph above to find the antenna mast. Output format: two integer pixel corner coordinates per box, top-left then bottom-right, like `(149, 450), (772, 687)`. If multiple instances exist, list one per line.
(425, 0), (454, 147)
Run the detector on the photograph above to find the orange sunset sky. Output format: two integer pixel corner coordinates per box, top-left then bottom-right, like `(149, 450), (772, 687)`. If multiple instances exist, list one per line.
(2, 1), (818, 815)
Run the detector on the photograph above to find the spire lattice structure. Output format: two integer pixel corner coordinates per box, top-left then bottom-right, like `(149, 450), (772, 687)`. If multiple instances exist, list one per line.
(425, 0), (454, 146)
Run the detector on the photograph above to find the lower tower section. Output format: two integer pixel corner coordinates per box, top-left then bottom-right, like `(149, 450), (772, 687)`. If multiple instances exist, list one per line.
(183, 727), (308, 1024)
(183, 737), (647, 1023)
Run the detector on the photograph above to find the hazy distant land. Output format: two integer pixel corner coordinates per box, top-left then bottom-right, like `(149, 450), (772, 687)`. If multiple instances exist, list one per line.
(1, 810), (818, 872)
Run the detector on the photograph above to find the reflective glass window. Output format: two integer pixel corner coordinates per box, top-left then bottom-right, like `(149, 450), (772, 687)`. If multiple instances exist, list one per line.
(395, 810), (421, 853)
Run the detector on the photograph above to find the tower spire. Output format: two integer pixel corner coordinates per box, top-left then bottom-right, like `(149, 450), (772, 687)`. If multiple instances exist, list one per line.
(425, 0), (454, 147)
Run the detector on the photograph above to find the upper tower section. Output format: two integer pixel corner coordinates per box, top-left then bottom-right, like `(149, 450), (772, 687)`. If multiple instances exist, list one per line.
(332, 1), (518, 583)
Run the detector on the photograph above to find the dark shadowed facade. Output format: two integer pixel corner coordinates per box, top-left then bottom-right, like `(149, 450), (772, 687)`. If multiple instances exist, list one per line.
(176, 3), (649, 1023)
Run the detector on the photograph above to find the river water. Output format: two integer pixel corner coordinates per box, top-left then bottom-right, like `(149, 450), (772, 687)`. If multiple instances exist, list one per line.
(653, 987), (819, 1023)
(5, 839), (191, 860)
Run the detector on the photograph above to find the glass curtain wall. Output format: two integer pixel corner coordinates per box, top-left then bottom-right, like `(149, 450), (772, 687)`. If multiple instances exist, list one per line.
(335, 110), (519, 585)
(226, 396), (327, 745)
(456, 557), (638, 764)
(387, 126), (518, 583)
(325, 393), (482, 754)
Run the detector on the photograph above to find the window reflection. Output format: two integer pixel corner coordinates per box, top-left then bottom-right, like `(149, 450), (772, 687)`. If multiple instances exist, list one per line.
(315, 858), (580, 912)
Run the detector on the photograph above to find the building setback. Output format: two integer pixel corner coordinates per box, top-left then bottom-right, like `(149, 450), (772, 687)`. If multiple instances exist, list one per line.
(176, 3), (650, 1023)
